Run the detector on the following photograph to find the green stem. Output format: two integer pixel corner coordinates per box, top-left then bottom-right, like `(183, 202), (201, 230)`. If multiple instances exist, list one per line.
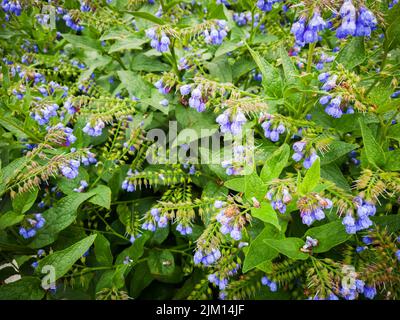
(249, 5), (257, 43)
(297, 43), (316, 118)
(365, 50), (388, 96)
(168, 39), (180, 78)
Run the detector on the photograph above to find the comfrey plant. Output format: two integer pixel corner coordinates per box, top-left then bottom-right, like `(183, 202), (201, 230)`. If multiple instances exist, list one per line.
(0, 0), (400, 302)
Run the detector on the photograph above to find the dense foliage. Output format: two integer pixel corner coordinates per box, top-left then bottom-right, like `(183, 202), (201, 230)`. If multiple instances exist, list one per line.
(0, 0), (400, 300)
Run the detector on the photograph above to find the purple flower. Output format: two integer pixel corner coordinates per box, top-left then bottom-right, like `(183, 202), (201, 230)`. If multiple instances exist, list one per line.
(60, 159), (80, 179)
(364, 286), (376, 299)
(83, 119), (105, 136)
(180, 84), (192, 95)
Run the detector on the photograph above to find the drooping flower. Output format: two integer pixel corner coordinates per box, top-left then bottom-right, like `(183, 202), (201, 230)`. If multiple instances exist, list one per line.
(146, 28), (170, 52)
(30, 103), (59, 125)
(291, 11), (327, 47)
(216, 109), (247, 136)
(261, 276), (278, 292)
(60, 159), (80, 179)
(204, 20), (228, 45)
(83, 119), (105, 136)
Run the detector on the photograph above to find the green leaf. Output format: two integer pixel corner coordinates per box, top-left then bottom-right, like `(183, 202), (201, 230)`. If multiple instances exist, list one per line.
(0, 277), (45, 300)
(61, 34), (102, 51)
(320, 141), (358, 165)
(141, 89), (170, 115)
(358, 118), (385, 168)
(108, 37), (147, 54)
(372, 214), (400, 232)
(260, 143), (290, 183)
(0, 157), (30, 196)
(130, 262), (154, 298)
(100, 28), (132, 41)
(388, 123), (400, 143)
(299, 157), (320, 194)
(384, 4), (400, 51)
(242, 225), (281, 273)
(264, 238), (309, 260)
(147, 250), (175, 276)
(29, 191), (96, 248)
(205, 56), (232, 83)
(224, 177), (245, 192)
(0, 211), (24, 230)
(246, 43), (282, 97)
(131, 54), (169, 72)
(37, 235), (97, 280)
(89, 185), (112, 209)
(244, 171), (267, 201)
(0, 117), (29, 139)
(173, 104), (219, 147)
(336, 37), (366, 69)
(124, 11), (166, 25)
(279, 45), (299, 85)
(94, 234), (113, 266)
(305, 220), (351, 253)
(321, 164), (351, 192)
(12, 188), (38, 214)
(117, 70), (151, 99)
(251, 202), (281, 231)
(215, 41), (243, 58)
(384, 150), (400, 171)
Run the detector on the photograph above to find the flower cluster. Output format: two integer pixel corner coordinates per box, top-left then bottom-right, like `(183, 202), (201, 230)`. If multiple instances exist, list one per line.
(52, 123), (76, 147)
(142, 208), (166, 232)
(83, 119), (105, 136)
(266, 187), (292, 214)
(155, 79), (171, 95)
(63, 14), (84, 32)
(221, 144), (253, 176)
(261, 119), (285, 142)
(342, 197), (376, 234)
(81, 150), (97, 166)
(176, 222), (192, 235)
(204, 20), (228, 45)
(121, 169), (136, 192)
(30, 103), (59, 126)
(291, 11), (326, 47)
(208, 264), (240, 290)
(178, 57), (190, 71)
(216, 109), (247, 136)
(315, 52), (336, 71)
(292, 141), (319, 169)
(297, 194), (333, 226)
(80, 1), (91, 12)
(146, 28), (170, 53)
(64, 99), (77, 114)
(19, 214), (46, 239)
(188, 86), (206, 112)
(232, 12), (259, 27)
(215, 202), (245, 241)
(301, 236), (318, 253)
(60, 159), (80, 179)
(389, 0), (399, 9)
(1, 0), (22, 16)
(261, 276), (278, 292)
(336, 1), (377, 39)
(257, 0), (283, 12)
(339, 279), (376, 300)
(318, 73), (353, 118)
(193, 248), (222, 266)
